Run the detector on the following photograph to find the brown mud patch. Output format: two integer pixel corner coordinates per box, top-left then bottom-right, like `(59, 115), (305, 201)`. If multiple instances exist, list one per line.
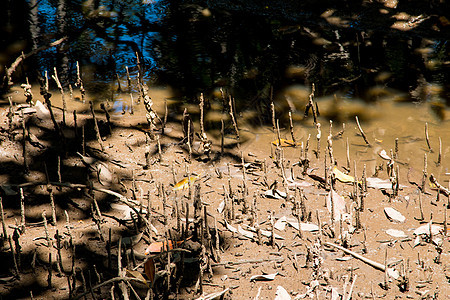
(0, 86), (449, 299)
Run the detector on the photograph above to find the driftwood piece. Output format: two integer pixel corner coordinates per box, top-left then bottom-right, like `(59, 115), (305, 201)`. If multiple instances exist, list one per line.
(429, 174), (449, 197)
(324, 242), (385, 271)
(3, 37), (68, 88)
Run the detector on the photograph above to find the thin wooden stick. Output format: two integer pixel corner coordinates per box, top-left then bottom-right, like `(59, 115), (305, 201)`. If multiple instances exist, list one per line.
(355, 116), (371, 146)
(220, 118), (224, 155)
(437, 137), (442, 166)
(20, 188), (26, 233)
(89, 101), (104, 151)
(52, 67), (66, 126)
(324, 242), (385, 271)
(76, 61), (86, 103)
(229, 95), (239, 140)
(9, 236), (20, 278)
(49, 187), (57, 226)
(271, 101), (276, 132)
(425, 122), (433, 152)
(125, 66), (131, 91)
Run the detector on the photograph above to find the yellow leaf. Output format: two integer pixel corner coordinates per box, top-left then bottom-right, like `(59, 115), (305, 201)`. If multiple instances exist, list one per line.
(173, 175), (198, 191)
(126, 268), (149, 287)
(333, 166), (355, 183)
(271, 139), (299, 147)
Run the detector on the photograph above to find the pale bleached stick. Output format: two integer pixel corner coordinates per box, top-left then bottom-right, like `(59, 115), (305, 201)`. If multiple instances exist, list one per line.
(355, 116), (371, 146)
(229, 95), (239, 140)
(324, 242), (385, 271)
(425, 122), (433, 152)
(346, 274), (358, 300)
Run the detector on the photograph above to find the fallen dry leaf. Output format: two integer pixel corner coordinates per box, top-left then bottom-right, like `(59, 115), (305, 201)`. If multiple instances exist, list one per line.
(125, 268), (148, 286)
(249, 272), (278, 282)
(144, 258), (155, 283)
(144, 237), (191, 255)
(145, 240), (174, 254)
(264, 189), (287, 199)
(385, 229), (408, 238)
(173, 175), (199, 191)
(274, 285), (291, 300)
(378, 149), (391, 160)
(333, 166), (355, 183)
(384, 207), (406, 223)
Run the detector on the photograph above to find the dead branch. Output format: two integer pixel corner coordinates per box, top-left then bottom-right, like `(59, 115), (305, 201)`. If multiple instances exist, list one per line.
(3, 37), (68, 88)
(324, 242), (385, 271)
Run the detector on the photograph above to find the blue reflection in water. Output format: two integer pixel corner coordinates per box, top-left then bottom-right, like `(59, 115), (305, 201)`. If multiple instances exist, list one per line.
(32, 0), (165, 81)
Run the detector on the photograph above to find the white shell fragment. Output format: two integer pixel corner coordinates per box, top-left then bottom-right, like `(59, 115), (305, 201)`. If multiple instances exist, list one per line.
(241, 224), (285, 240)
(387, 268), (400, 280)
(274, 285), (291, 300)
(384, 207), (406, 223)
(35, 100), (50, 119)
(249, 272), (278, 282)
(413, 223), (443, 236)
(367, 178), (394, 189)
(217, 200), (225, 213)
(285, 219), (319, 232)
(237, 225), (254, 239)
(385, 229), (408, 238)
(378, 149), (391, 160)
(274, 216), (287, 231)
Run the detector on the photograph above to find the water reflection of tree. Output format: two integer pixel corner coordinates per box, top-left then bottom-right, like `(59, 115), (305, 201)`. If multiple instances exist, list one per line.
(150, 0), (449, 105)
(1, 0), (449, 104)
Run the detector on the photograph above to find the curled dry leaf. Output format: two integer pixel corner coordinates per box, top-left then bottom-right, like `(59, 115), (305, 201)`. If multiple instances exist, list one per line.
(237, 225), (254, 239)
(249, 272), (278, 282)
(125, 268), (148, 286)
(332, 166), (355, 183)
(97, 162), (113, 186)
(217, 200), (225, 213)
(378, 149), (392, 160)
(384, 207), (406, 223)
(264, 189), (287, 199)
(224, 220), (238, 234)
(173, 175), (199, 191)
